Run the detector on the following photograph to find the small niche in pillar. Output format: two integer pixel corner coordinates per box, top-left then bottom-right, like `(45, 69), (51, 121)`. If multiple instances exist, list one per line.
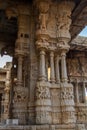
(20, 33), (23, 37)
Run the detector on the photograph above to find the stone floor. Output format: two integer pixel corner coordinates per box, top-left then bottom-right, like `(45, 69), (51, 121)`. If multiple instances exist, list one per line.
(0, 124), (86, 130)
(0, 124), (77, 130)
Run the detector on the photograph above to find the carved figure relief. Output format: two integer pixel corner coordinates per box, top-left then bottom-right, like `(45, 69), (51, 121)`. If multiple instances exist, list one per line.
(37, 1), (50, 31)
(57, 5), (71, 38)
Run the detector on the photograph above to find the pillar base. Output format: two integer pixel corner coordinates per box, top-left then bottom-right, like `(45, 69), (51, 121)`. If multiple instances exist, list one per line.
(36, 81), (52, 124)
(60, 82), (76, 124)
(13, 86), (28, 125)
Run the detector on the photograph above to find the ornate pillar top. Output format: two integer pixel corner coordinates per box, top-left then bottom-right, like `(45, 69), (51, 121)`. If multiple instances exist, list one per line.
(57, 0), (75, 44)
(35, 0), (50, 12)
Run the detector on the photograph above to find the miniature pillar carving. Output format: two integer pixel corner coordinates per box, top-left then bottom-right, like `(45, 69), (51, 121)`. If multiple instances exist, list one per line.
(75, 81), (79, 103)
(83, 82), (86, 103)
(55, 55), (60, 83)
(61, 51), (67, 83)
(50, 51), (55, 83)
(39, 50), (46, 81)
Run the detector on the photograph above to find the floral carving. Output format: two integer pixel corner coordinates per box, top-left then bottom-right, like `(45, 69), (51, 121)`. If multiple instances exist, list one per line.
(36, 85), (50, 99)
(61, 87), (74, 100)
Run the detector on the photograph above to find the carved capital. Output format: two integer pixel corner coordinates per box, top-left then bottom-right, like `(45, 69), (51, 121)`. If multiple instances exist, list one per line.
(35, 0), (50, 13)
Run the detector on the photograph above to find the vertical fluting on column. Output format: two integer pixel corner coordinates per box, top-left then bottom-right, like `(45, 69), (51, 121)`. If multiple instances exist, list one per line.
(55, 55), (60, 83)
(39, 50), (46, 81)
(50, 51), (55, 83)
(83, 82), (87, 103)
(75, 81), (79, 103)
(61, 51), (67, 83)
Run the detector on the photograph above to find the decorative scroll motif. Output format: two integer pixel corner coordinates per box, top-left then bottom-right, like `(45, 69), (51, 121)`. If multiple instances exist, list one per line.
(36, 85), (50, 99)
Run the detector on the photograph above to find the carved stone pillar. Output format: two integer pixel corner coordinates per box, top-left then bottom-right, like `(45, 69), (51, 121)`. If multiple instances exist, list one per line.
(83, 82), (86, 103)
(3, 87), (10, 121)
(55, 55), (60, 83)
(13, 55), (28, 125)
(50, 51), (55, 83)
(17, 56), (23, 85)
(75, 81), (79, 103)
(35, 0), (52, 125)
(13, 7), (29, 125)
(3, 70), (11, 121)
(61, 51), (67, 83)
(57, 0), (76, 124)
(39, 50), (46, 81)
(1, 95), (4, 122)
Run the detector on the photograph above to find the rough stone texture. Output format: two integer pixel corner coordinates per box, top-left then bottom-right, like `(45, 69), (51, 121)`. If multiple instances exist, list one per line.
(0, 0), (86, 130)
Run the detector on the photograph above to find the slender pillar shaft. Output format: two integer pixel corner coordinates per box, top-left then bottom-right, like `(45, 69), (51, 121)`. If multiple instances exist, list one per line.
(83, 82), (86, 103)
(17, 56), (23, 84)
(46, 56), (48, 81)
(75, 81), (79, 103)
(61, 52), (67, 83)
(55, 55), (60, 83)
(39, 50), (46, 80)
(50, 51), (55, 83)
